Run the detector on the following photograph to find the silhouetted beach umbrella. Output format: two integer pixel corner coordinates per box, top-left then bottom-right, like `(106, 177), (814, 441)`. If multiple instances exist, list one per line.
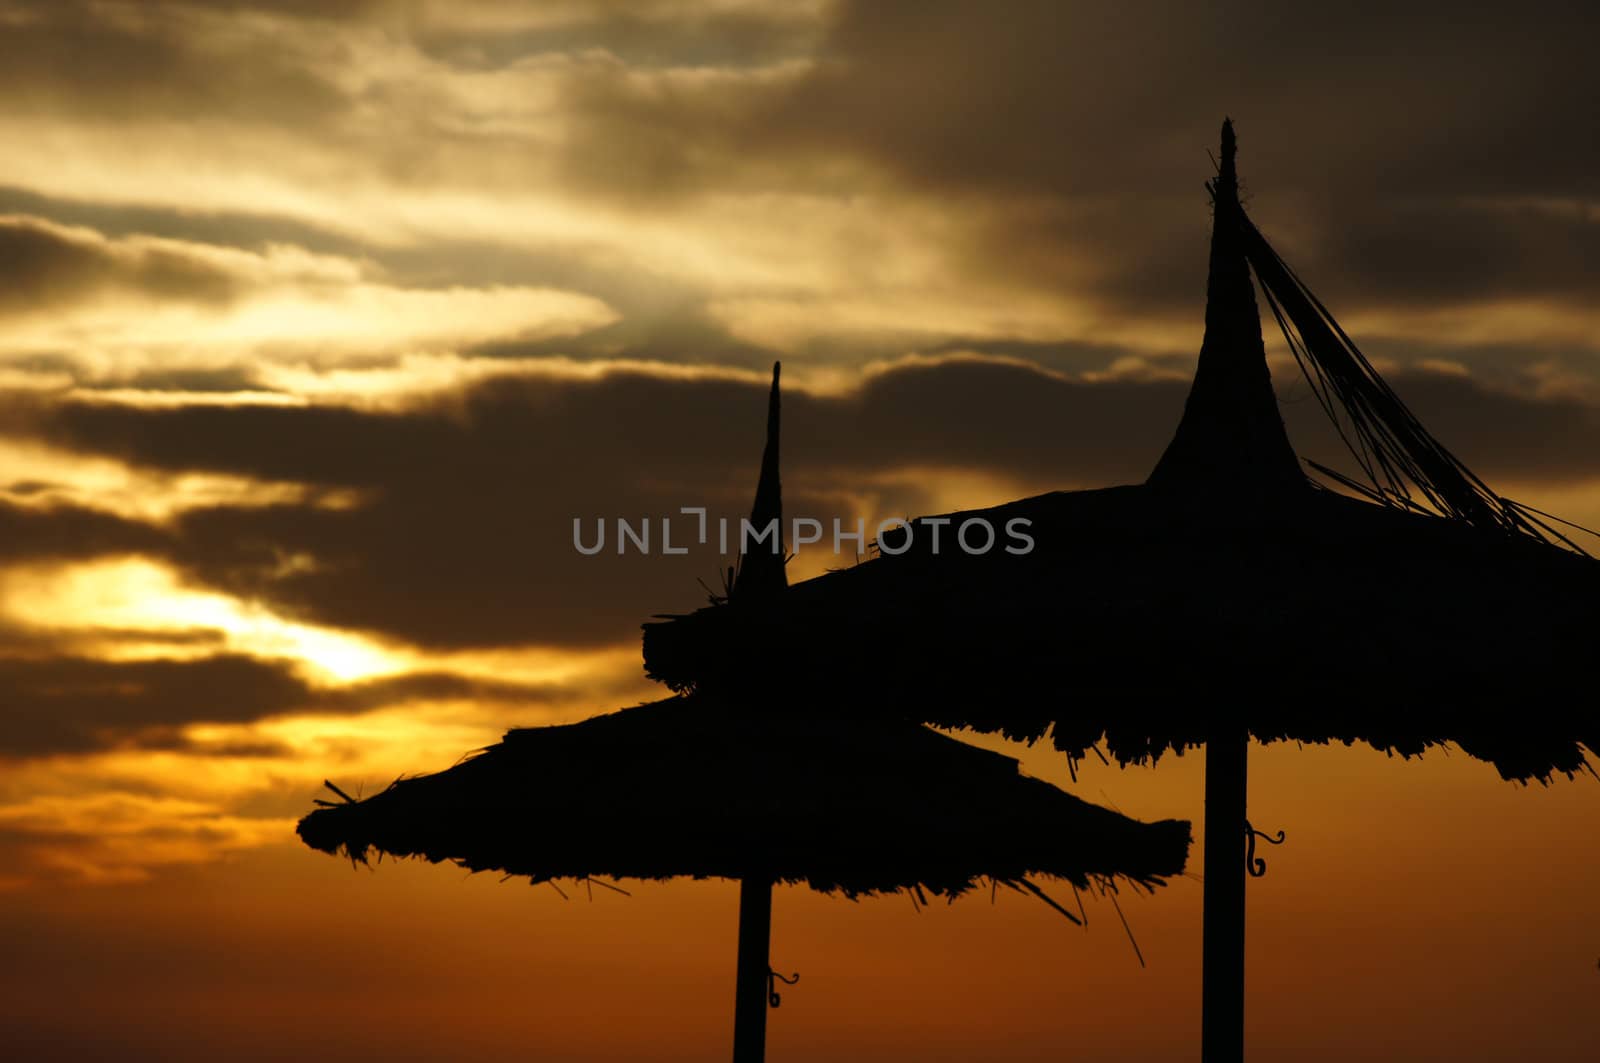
(298, 365), (1191, 1063)
(641, 124), (1600, 1061)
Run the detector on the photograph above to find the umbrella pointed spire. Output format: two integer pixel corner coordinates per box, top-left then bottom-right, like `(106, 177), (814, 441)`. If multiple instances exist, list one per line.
(732, 362), (786, 601)
(1147, 118), (1305, 495)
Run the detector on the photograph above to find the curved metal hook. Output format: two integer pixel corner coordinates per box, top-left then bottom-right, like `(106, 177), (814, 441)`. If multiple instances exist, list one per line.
(767, 968), (799, 1009)
(1245, 819), (1286, 878)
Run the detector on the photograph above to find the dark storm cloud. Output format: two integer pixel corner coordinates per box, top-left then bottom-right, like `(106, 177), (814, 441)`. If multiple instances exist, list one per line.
(0, 655), (308, 756)
(1351, 368), (1600, 487)
(993, 188), (1600, 345)
(0, 653), (569, 757)
(0, 1), (348, 125)
(1, 2), (1596, 659)
(17, 357), (1600, 653)
(0, 185), (370, 265)
(1277, 198), (1600, 310)
(164, 0), (395, 17)
(414, 4), (821, 71)
(547, 55), (797, 204)
(0, 500), (167, 562)
(7, 0), (1592, 347)
(763, 1), (1600, 318)
(0, 217), (242, 316)
(770, 1), (1600, 201)
(95, 367), (265, 394)
(37, 378), (862, 647)
(533, 0), (1600, 322)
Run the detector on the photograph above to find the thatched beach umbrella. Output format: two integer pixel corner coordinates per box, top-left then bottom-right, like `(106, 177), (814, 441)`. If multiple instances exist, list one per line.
(641, 124), (1600, 1061)
(298, 365), (1192, 1063)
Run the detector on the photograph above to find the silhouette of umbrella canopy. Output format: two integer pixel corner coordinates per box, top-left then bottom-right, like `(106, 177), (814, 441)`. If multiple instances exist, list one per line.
(644, 478), (1598, 778)
(643, 130), (1598, 782)
(297, 364), (1191, 1063)
(640, 123), (1598, 1061)
(296, 695), (1190, 895)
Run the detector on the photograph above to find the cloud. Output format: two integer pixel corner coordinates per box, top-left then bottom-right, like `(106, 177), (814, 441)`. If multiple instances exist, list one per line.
(0, 654), (312, 757)
(0, 0), (1597, 902)
(0, 215), (243, 314)
(764, 2), (1600, 200)
(0, 1), (348, 126)
(4, 0), (1597, 373)
(0, 795), (291, 885)
(0, 632), (650, 883)
(0, 648), (583, 757)
(0, 499), (167, 563)
(411, 0), (826, 71)
(0, 436), (362, 524)
(0, 216), (616, 383)
(3, 356), (1592, 657)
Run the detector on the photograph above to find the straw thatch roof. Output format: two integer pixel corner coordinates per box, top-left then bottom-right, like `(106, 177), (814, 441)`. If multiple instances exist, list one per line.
(643, 482), (1598, 781)
(643, 122), (1600, 784)
(300, 363), (1190, 907)
(297, 696), (1191, 899)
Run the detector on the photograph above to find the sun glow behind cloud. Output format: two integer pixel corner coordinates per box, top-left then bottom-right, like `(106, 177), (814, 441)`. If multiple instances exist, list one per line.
(0, 216), (618, 384)
(0, 557), (404, 681)
(0, 437), (361, 521)
(0, 2), (1598, 1059)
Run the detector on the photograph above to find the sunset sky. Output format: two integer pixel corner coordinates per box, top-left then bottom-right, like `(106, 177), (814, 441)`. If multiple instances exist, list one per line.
(2, 2), (1598, 1060)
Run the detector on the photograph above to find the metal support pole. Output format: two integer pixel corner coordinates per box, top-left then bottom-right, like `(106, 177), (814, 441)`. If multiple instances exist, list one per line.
(1202, 725), (1249, 1062)
(732, 875), (773, 1063)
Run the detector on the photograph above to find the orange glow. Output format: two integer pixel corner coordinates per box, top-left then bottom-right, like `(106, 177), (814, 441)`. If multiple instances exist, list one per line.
(3, 742), (1595, 1061)
(0, 557), (406, 681)
(2, 3), (1597, 1060)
